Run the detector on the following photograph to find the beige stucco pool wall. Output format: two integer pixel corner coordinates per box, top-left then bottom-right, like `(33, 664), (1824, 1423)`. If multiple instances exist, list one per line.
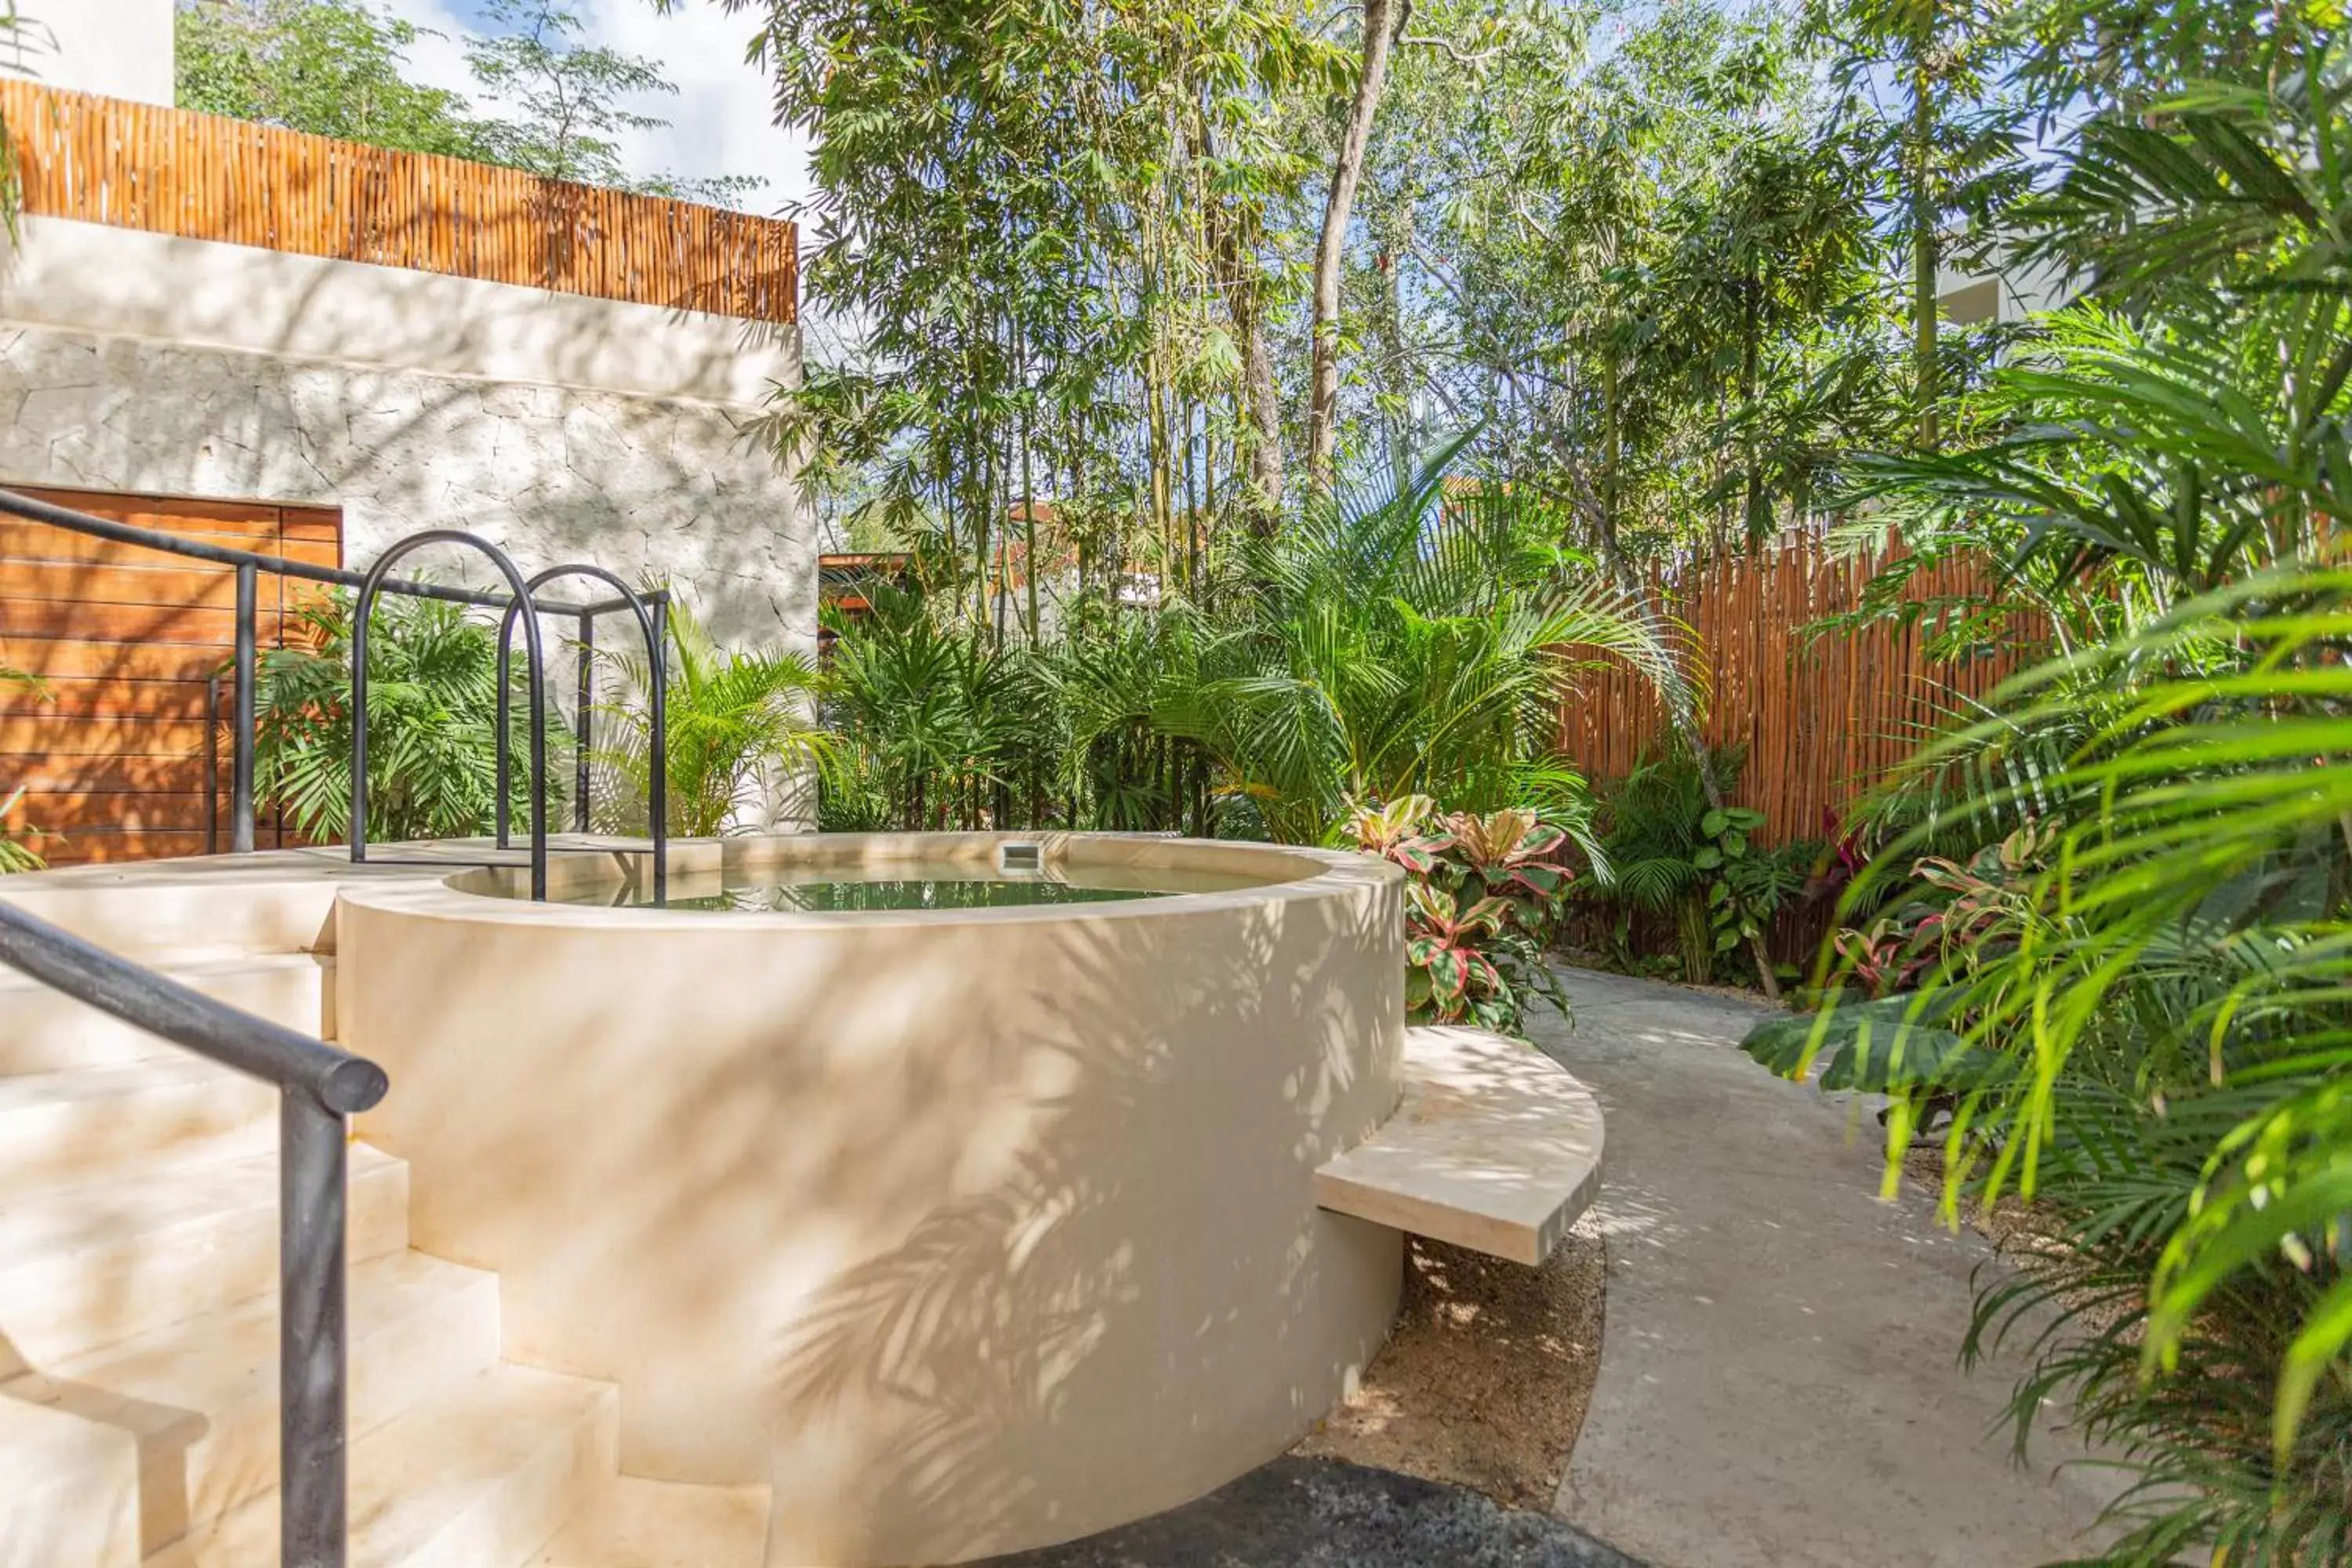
(332, 832), (1406, 1566)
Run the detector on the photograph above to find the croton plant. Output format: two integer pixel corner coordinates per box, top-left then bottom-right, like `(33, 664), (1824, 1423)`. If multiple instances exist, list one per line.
(1343, 794), (1575, 1034)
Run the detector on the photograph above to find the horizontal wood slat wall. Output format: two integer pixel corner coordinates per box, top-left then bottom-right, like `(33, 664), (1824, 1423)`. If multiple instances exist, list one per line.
(0, 80), (797, 324)
(1558, 539), (2045, 848)
(0, 486), (341, 866)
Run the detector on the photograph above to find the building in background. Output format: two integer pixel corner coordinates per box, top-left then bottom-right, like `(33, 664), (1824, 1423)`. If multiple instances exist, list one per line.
(0, 1), (811, 861)
(1936, 252), (2072, 327)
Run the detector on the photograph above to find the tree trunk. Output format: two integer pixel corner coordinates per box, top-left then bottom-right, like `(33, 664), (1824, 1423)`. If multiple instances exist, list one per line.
(1195, 117), (1287, 526)
(1184, 399), (1202, 595)
(1909, 12), (1940, 451)
(1740, 256), (1763, 545)
(1305, 0), (1402, 495)
(1018, 321), (1040, 644)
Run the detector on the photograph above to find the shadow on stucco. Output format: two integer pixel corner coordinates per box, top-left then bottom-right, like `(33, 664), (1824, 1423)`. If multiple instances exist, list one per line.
(749, 891), (1401, 1563)
(336, 848), (1405, 1566)
(0, 215), (815, 653)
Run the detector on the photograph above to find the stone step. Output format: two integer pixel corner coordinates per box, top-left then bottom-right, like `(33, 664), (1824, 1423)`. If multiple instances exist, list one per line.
(0, 863), (346, 963)
(0, 1058), (281, 1194)
(532, 1475), (771, 1568)
(5, 1250), (502, 1554)
(1314, 1025), (1605, 1267)
(0, 1394), (142, 1568)
(0, 953), (335, 1074)
(0, 1143), (408, 1366)
(153, 1364), (619, 1568)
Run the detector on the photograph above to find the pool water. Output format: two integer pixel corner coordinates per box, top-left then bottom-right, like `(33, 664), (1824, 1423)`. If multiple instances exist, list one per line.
(561, 862), (1272, 913)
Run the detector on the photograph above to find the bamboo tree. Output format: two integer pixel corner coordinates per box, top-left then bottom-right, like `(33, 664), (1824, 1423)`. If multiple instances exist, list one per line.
(1307, 0), (1404, 495)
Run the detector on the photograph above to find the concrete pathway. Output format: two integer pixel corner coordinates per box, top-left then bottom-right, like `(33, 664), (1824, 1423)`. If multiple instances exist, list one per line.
(1526, 967), (2118, 1568)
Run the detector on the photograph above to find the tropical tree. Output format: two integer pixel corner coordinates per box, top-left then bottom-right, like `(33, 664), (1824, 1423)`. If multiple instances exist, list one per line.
(176, 0), (758, 204)
(1305, 0), (1404, 494)
(738, 0), (1342, 625)
(463, 0), (760, 205)
(1747, 21), (2352, 1555)
(1158, 437), (1679, 845)
(176, 0), (492, 158)
(592, 598), (830, 837)
(250, 593), (561, 844)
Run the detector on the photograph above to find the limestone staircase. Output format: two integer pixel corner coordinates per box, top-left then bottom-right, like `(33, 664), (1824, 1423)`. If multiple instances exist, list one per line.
(0, 878), (770, 1568)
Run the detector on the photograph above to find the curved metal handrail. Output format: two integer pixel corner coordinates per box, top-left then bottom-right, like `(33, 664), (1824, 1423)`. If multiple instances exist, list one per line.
(0, 488), (681, 1568)
(0, 902), (387, 1112)
(494, 564), (670, 905)
(350, 531), (551, 900)
(0, 485), (645, 617)
(0, 486), (660, 858)
(0, 899), (387, 1567)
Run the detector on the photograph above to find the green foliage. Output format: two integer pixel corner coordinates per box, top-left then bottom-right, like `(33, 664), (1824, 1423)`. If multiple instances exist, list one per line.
(1344, 794), (1574, 1034)
(176, 0), (495, 158)
(819, 441), (1669, 848)
(1744, 20), (2352, 1558)
(0, 664), (48, 872)
(590, 599), (831, 838)
(1159, 440), (1675, 844)
(1577, 743), (1813, 988)
(1357, 0), (1924, 554)
(462, 0), (760, 205)
(1826, 822), (2056, 1000)
(750, 0), (1338, 616)
(820, 586), (1065, 833)
(1739, 993), (1976, 1094)
(0, 786), (43, 873)
(251, 593), (564, 844)
(175, 0), (758, 204)
(0, 1), (50, 232)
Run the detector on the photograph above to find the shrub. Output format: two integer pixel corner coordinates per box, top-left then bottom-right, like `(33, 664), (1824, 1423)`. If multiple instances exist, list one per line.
(1345, 794), (1573, 1034)
(251, 592), (562, 844)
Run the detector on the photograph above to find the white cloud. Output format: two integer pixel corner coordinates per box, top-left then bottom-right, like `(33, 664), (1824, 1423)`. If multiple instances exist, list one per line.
(377, 0), (811, 215)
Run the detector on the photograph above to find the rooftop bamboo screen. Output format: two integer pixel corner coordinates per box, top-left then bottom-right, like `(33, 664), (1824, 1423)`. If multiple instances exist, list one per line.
(1558, 538), (2046, 847)
(0, 80), (796, 324)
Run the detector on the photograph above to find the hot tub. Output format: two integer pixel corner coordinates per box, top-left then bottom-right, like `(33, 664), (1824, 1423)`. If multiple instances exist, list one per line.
(332, 832), (1406, 1565)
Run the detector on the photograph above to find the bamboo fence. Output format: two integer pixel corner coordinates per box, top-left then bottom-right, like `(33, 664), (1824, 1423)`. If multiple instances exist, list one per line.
(1558, 537), (2045, 848)
(0, 80), (796, 323)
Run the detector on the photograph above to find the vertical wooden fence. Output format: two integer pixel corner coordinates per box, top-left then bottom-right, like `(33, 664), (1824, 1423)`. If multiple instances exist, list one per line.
(0, 486), (340, 866)
(1558, 539), (2045, 849)
(0, 80), (797, 323)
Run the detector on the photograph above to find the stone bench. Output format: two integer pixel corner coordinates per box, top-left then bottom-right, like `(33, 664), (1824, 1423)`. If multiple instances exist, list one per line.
(1314, 1025), (1604, 1265)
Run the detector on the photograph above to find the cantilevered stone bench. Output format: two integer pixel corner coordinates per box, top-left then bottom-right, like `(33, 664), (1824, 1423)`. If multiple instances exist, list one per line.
(1314, 1025), (1604, 1266)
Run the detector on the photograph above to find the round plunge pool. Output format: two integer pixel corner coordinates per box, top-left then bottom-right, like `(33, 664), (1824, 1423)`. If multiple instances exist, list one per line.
(328, 832), (1406, 1565)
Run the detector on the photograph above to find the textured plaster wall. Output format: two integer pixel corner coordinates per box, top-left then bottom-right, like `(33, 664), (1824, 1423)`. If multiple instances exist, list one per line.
(0, 220), (814, 653)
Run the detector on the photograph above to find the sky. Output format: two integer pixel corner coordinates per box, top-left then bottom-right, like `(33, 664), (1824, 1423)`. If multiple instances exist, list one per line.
(375, 0), (813, 216)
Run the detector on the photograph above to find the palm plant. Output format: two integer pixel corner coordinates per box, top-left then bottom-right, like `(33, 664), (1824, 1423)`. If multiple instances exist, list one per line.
(1576, 742), (1814, 987)
(1581, 746), (1729, 981)
(0, 663), (48, 871)
(1746, 31), (2352, 1557)
(1156, 436), (1680, 845)
(820, 586), (1040, 831)
(591, 598), (831, 837)
(252, 592), (558, 843)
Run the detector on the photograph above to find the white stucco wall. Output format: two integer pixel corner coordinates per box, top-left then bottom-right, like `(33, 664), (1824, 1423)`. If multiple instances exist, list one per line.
(0, 217), (813, 653)
(30, 0), (173, 107)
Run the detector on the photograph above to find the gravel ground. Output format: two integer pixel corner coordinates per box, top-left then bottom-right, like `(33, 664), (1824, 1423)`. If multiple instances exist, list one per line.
(975, 1457), (1644, 1568)
(1293, 1220), (1606, 1508)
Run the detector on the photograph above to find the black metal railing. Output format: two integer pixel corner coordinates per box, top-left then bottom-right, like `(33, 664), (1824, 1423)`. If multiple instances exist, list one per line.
(0, 487), (670, 894)
(0, 900), (388, 1567)
(493, 564), (669, 905)
(0, 485), (680, 1567)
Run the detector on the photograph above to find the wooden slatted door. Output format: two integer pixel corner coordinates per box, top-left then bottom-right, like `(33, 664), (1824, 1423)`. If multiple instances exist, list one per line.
(0, 487), (343, 866)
